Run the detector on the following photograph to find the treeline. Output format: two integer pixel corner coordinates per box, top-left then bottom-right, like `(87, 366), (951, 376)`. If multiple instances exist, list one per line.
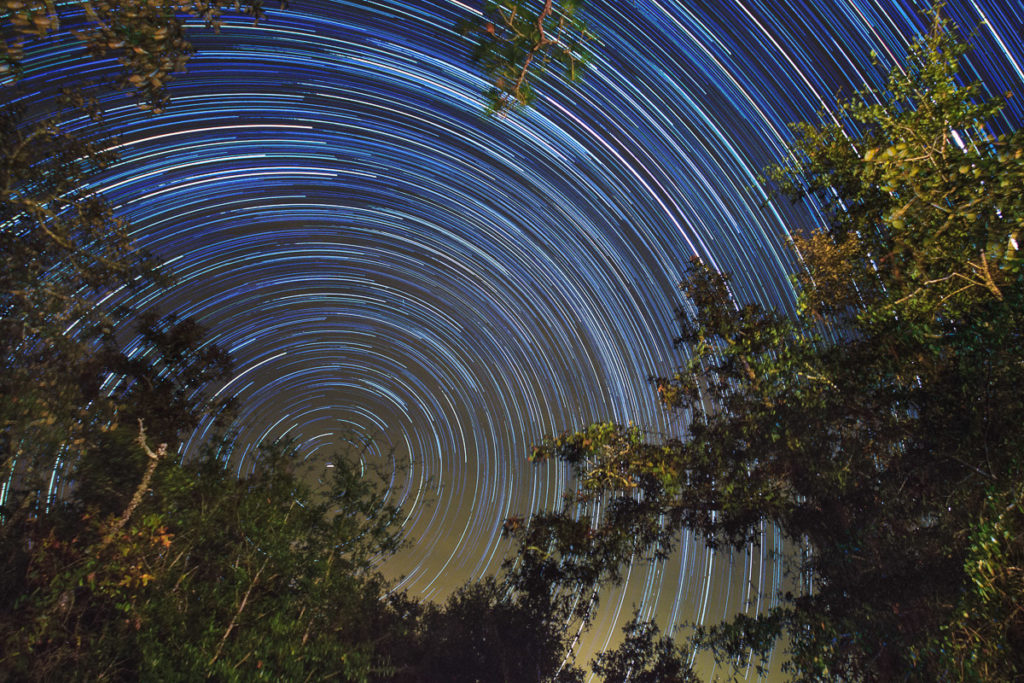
(1, 434), (583, 680)
(3, 1), (1023, 681)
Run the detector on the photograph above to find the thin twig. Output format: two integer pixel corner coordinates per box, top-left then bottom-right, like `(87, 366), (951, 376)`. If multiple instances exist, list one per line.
(209, 556), (269, 667)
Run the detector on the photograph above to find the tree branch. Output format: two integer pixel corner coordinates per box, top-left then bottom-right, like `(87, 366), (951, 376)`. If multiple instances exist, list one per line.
(101, 419), (166, 546)
(209, 556), (269, 667)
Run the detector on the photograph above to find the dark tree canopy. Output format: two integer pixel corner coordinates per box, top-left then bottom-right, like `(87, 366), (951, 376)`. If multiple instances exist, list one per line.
(591, 616), (700, 683)
(515, 11), (1024, 682)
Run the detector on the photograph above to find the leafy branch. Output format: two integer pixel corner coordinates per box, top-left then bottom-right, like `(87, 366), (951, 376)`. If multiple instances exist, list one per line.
(457, 0), (595, 114)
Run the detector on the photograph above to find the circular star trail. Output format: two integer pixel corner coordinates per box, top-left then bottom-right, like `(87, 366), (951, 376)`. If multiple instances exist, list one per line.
(15, 0), (1024, 675)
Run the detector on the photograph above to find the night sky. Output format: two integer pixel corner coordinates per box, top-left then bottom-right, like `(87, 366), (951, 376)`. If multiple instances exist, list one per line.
(14, 0), (1024, 676)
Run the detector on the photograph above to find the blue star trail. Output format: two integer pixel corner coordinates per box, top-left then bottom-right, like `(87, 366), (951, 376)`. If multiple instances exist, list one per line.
(13, 0), (1023, 675)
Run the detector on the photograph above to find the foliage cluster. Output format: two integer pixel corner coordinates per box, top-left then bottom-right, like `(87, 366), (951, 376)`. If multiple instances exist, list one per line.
(518, 11), (1024, 681)
(2, 436), (398, 681)
(457, 0), (594, 114)
(1, 0), (269, 110)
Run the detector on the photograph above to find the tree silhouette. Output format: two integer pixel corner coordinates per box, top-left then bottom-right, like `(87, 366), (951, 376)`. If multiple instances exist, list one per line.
(517, 11), (1024, 680)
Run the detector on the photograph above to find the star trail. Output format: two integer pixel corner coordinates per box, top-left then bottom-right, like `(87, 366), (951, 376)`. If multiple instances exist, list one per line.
(11, 0), (1024, 676)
